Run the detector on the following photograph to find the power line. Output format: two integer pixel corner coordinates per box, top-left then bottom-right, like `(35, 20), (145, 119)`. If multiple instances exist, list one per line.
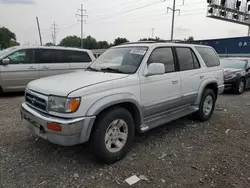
(76, 4), (88, 48)
(88, 11), (206, 25)
(88, 0), (159, 15)
(89, 0), (166, 23)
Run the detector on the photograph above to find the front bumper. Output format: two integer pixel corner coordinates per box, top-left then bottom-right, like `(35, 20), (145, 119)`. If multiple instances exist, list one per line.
(21, 103), (96, 146)
(224, 78), (238, 90)
(218, 84), (225, 95)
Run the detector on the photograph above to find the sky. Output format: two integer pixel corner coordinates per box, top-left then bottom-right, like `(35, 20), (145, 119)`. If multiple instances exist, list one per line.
(0, 0), (248, 45)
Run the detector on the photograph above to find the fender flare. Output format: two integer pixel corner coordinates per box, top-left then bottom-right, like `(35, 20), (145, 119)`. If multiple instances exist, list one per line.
(194, 78), (218, 105)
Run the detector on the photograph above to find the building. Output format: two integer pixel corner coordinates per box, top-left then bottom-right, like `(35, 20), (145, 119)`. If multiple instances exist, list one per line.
(189, 36), (250, 57)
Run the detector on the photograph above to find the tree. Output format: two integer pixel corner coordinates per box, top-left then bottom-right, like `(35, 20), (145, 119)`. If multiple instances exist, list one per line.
(139, 37), (166, 42)
(113, 37), (129, 46)
(45, 42), (54, 46)
(184, 36), (194, 42)
(97, 41), (110, 49)
(59, 35), (81, 48)
(0, 27), (19, 49)
(59, 35), (111, 49)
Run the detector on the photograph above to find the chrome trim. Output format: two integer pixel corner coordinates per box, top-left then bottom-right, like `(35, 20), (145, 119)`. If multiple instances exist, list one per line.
(21, 103), (85, 135)
(26, 89), (48, 113)
(218, 84), (225, 95)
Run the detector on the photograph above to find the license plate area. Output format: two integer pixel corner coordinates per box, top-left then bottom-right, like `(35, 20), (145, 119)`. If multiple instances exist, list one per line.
(22, 112), (47, 139)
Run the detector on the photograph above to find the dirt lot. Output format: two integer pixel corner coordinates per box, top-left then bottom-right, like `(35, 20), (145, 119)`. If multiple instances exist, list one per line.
(0, 92), (250, 188)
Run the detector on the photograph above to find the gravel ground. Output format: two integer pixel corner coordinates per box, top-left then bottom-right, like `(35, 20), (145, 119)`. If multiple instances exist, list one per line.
(0, 92), (250, 188)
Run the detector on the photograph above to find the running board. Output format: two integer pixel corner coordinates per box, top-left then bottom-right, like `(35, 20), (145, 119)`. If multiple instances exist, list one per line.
(140, 106), (198, 132)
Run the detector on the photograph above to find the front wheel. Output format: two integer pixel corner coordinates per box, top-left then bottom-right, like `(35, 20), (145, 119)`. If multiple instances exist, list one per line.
(234, 78), (245, 95)
(196, 88), (216, 121)
(91, 107), (135, 164)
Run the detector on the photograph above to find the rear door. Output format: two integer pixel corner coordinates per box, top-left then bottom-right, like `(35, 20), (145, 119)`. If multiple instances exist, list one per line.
(0, 49), (38, 91)
(195, 47), (223, 87)
(36, 49), (71, 78)
(66, 50), (93, 71)
(175, 47), (203, 106)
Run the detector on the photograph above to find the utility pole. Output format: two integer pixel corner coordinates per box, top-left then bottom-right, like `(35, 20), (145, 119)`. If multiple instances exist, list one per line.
(76, 4), (88, 48)
(167, 0), (180, 41)
(51, 21), (59, 45)
(151, 28), (155, 38)
(36, 17), (43, 45)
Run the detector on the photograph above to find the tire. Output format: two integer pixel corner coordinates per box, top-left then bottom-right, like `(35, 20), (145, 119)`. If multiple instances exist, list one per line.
(91, 107), (135, 164)
(196, 88), (216, 122)
(234, 78), (245, 95)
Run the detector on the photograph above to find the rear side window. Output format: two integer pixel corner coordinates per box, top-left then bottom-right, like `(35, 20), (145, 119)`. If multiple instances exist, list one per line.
(196, 47), (220, 67)
(63, 50), (91, 63)
(176, 47), (200, 71)
(36, 49), (62, 63)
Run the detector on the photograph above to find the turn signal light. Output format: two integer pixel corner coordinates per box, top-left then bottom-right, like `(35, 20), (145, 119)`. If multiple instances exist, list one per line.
(47, 123), (62, 132)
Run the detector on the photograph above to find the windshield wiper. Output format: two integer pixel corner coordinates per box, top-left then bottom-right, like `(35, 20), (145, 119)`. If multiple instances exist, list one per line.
(100, 67), (125, 73)
(86, 67), (99, 72)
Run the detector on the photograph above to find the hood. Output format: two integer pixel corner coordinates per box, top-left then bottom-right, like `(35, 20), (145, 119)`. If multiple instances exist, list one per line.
(28, 71), (128, 96)
(223, 68), (243, 73)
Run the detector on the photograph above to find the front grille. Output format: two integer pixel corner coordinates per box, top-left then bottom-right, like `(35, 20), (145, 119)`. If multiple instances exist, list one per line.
(25, 91), (47, 112)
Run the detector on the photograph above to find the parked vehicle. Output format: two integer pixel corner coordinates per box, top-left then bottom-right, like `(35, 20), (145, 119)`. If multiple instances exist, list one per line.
(0, 46), (95, 93)
(221, 58), (250, 94)
(21, 42), (224, 164)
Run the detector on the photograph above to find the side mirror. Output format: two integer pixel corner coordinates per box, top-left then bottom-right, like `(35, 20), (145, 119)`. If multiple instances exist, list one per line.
(2, 58), (10, 65)
(246, 67), (250, 72)
(146, 63), (165, 76)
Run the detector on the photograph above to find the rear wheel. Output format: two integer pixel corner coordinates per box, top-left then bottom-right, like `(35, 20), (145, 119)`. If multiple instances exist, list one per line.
(91, 107), (135, 164)
(196, 88), (216, 121)
(234, 78), (245, 95)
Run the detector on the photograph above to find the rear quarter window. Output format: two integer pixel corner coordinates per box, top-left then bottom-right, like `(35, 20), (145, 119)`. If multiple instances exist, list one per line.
(195, 47), (220, 67)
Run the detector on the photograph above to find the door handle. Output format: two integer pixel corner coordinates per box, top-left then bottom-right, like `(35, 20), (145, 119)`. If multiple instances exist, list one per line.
(200, 75), (204, 79)
(28, 66), (36, 70)
(172, 80), (179, 84)
(42, 66), (49, 69)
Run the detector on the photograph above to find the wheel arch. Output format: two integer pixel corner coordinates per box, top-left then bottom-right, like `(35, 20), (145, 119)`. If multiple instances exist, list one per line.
(195, 79), (218, 105)
(85, 94), (143, 140)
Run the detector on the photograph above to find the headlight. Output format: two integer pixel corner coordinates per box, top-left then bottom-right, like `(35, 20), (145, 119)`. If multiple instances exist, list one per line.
(48, 96), (81, 113)
(224, 71), (237, 80)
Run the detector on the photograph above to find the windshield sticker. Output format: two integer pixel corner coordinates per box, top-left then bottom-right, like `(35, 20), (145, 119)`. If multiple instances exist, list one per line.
(130, 49), (146, 56)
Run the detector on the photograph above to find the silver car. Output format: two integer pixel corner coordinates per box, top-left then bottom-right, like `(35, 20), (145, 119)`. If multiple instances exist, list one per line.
(0, 46), (95, 93)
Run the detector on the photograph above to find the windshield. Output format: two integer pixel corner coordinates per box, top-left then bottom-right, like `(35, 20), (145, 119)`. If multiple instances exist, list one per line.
(0, 47), (18, 58)
(88, 46), (148, 74)
(221, 59), (247, 69)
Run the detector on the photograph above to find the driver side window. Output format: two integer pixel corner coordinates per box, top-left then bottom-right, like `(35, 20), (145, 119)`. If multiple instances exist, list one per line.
(7, 50), (33, 64)
(148, 47), (175, 73)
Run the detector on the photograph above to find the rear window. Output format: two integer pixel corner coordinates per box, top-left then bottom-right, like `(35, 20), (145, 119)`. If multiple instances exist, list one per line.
(195, 47), (220, 67)
(63, 50), (92, 63)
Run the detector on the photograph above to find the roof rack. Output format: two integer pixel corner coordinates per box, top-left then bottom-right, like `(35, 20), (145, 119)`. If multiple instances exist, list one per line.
(119, 41), (158, 45)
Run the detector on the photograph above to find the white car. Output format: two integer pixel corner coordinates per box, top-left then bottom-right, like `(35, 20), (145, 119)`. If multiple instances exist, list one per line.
(0, 46), (95, 93)
(21, 42), (224, 164)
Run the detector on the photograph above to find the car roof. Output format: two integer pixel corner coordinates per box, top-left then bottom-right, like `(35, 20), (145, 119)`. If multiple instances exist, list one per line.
(112, 42), (211, 49)
(9, 45), (91, 52)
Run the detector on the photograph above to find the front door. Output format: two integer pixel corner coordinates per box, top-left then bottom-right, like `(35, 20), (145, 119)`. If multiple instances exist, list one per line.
(0, 49), (38, 91)
(140, 47), (181, 118)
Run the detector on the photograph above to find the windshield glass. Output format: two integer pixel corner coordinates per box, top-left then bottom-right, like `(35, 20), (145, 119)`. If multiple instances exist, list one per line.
(221, 59), (247, 69)
(88, 46), (148, 74)
(0, 47), (19, 58)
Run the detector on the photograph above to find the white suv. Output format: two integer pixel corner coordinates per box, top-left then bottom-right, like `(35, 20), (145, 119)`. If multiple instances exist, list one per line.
(21, 42), (224, 164)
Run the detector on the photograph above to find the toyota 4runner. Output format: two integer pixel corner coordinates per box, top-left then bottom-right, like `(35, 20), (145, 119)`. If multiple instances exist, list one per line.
(21, 42), (224, 164)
